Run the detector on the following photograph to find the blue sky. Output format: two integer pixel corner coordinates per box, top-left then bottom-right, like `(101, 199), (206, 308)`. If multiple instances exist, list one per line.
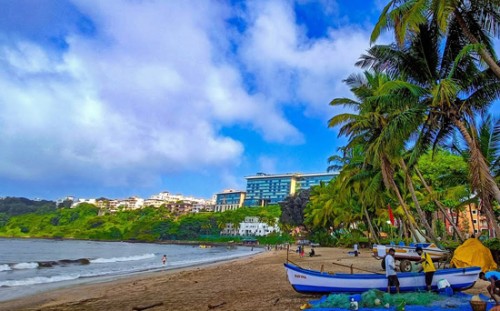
(0, 0), (498, 201)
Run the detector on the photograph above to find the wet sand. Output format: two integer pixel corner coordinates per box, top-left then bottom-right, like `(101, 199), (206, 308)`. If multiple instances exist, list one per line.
(0, 247), (490, 311)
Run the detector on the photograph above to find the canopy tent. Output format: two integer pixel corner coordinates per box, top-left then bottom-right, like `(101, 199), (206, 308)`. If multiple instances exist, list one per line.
(450, 238), (497, 272)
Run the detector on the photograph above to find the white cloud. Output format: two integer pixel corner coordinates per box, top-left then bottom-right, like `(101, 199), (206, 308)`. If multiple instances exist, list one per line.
(0, 0), (376, 193)
(239, 1), (372, 119)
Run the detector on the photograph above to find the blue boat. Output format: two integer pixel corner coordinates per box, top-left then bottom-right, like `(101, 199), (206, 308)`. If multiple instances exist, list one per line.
(284, 262), (481, 294)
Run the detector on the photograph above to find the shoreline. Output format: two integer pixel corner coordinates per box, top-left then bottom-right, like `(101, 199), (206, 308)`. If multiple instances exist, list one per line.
(0, 247), (490, 311)
(0, 250), (272, 311)
(0, 243), (264, 305)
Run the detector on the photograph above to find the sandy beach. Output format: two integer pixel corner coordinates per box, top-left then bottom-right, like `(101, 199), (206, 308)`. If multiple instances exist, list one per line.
(0, 246), (490, 311)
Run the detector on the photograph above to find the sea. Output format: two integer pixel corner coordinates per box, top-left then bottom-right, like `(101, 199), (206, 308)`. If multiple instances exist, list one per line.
(0, 238), (260, 302)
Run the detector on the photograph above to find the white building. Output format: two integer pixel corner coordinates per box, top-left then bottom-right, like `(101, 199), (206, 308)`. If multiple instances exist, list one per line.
(238, 217), (281, 236)
(220, 223), (239, 236)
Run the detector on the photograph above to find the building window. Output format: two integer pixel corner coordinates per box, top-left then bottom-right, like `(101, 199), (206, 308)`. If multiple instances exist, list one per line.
(473, 220), (477, 224)
(472, 210), (477, 214)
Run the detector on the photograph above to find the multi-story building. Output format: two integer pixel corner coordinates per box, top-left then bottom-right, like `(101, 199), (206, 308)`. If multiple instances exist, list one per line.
(214, 189), (246, 212)
(238, 216), (280, 236)
(244, 172), (338, 206)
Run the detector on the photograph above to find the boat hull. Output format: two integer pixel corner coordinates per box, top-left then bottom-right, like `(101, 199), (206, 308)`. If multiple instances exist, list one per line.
(373, 243), (449, 261)
(284, 263), (480, 294)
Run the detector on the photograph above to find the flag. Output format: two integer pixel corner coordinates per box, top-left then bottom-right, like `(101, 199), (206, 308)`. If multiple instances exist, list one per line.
(388, 204), (395, 226)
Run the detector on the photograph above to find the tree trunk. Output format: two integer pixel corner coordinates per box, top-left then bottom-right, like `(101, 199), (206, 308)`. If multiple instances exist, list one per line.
(454, 9), (500, 79)
(380, 156), (421, 241)
(453, 118), (500, 238)
(400, 159), (440, 244)
(468, 203), (475, 237)
(415, 167), (465, 242)
(480, 194), (500, 238)
(363, 206), (380, 244)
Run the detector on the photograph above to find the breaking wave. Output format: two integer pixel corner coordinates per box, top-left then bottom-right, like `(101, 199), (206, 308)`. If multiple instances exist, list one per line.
(0, 264), (11, 272)
(11, 262), (39, 270)
(0, 274), (80, 287)
(90, 253), (155, 263)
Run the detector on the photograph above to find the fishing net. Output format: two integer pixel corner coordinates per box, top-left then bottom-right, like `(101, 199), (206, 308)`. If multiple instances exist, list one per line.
(309, 290), (443, 310)
(312, 293), (351, 309)
(308, 291), (497, 311)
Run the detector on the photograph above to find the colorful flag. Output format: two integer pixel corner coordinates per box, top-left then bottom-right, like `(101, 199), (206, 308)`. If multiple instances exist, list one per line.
(388, 204), (395, 226)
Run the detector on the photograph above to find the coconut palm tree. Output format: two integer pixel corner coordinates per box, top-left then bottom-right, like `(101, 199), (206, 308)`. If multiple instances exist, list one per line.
(328, 71), (438, 242)
(359, 20), (500, 237)
(371, 0), (500, 79)
(328, 145), (386, 244)
(449, 114), (500, 237)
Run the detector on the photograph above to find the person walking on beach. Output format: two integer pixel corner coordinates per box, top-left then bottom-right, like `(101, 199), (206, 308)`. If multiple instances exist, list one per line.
(162, 254), (167, 265)
(385, 248), (400, 293)
(416, 246), (435, 291)
(479, 270), (500, 304)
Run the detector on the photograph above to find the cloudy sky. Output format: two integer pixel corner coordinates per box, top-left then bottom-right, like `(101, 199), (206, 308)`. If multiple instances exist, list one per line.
(0, 1), (498, 201)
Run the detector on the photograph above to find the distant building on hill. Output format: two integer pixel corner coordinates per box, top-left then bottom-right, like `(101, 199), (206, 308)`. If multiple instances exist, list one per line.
(214, 189), (246, 212)
(243, 172), (338, 206)
(219, 216), (280, 237)
(239, 216), (280, 236)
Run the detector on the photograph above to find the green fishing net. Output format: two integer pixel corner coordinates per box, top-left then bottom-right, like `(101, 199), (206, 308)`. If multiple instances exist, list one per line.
(314, 293), (351, 309)
(312, 290), (443, 310)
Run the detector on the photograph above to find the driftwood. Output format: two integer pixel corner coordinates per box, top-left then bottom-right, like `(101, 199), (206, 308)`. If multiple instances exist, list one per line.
(132, 301), (164, 311)
(208, 301), (226, 309)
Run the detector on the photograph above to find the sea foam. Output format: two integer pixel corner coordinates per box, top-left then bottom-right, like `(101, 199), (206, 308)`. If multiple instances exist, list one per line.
(90, 253), (155, 263)
(0, 274), (80, 287)
(11, 262), (39, 270)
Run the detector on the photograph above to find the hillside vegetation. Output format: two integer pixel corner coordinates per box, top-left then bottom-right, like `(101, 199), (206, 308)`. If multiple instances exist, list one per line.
(0, 201), (286, 244)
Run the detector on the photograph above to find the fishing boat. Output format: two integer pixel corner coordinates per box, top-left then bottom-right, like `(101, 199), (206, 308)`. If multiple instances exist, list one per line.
(284, 262), (481, 294)
(373, 243), (450, 271)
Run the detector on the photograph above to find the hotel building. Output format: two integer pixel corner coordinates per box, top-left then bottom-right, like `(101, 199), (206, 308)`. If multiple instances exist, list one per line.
(243, 172), (338, 206)
(214, 189), (246, 212)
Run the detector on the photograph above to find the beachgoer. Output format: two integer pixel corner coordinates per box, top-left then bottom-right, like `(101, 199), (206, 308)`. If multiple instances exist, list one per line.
(300, 246), (305, 257)
(309, 248), (315, 257)
(385, 248), (400, 293)
(479, 270), (500, 305)
(162, 254), (167, 265)
(354, 243), (359, 257)
(416, 246), (436, 291)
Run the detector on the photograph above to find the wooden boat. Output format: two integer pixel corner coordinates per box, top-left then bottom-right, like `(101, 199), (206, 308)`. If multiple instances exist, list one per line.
(373, 243), (449, 261)
(284, 262), (481, 294)
(373, 243), (450, 272)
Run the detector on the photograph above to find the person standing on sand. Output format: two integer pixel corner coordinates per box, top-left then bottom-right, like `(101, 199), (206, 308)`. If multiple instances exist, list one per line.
(162, 254), (167, 265)
(385, 248), (400, 293)
(416, 246), (435, 291)
(479, 271), (500, 305)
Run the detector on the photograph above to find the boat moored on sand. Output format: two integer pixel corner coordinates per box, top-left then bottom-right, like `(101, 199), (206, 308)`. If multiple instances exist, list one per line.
(373, 243), (450, 271)
(284, 262), (481, 294)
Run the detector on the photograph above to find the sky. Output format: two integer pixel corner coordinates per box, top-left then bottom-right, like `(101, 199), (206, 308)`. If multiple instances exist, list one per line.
(0, 0), (498, 201)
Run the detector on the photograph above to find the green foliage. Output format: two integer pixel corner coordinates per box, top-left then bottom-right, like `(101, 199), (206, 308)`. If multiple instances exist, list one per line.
(0, 213), (9, 227)
(0, 203), (283, 242)
(308, 228), (337, 246)
(256, 232), (293, 245)
(0, 197), (56, 216)
(484, 238), (500, 251)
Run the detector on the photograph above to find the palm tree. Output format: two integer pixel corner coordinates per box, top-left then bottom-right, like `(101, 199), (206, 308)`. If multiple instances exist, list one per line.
(328, 145), (386, 244)
(359, 20), (500, 237)
(371, 0), (500, 79)
(449, 114), (500, 237)
(329, 71), (437, 242)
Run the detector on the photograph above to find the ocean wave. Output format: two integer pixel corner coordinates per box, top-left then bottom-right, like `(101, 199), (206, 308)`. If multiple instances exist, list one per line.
(90, 253), (155, 264)
(11, 262), (39, 270)
(0, 264), (11, 272)
(0, 274), (80, 287)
